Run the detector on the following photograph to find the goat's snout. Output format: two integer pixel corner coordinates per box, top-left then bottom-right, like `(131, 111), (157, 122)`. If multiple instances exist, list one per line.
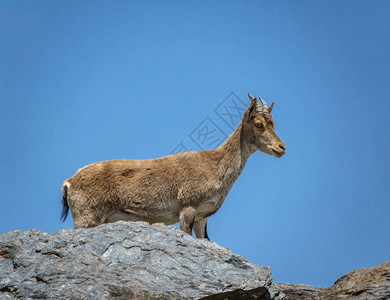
(279, 144), (286, 151)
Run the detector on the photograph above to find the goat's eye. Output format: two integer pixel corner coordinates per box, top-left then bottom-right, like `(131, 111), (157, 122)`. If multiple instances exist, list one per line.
(255, 123), (263, 128)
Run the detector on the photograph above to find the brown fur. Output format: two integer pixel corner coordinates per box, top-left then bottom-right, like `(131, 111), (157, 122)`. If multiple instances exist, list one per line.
(61, 94), (286, 239)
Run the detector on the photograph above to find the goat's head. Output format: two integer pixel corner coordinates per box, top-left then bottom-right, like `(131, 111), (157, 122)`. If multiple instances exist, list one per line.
(242, 93), (286, 158)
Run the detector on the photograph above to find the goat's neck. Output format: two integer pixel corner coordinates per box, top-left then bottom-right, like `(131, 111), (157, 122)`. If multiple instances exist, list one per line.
(215, 123), (253, 180)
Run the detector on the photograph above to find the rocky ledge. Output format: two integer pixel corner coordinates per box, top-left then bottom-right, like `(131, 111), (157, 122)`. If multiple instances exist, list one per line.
(0, 221), (389, 299)
(272, 262), (390, 300)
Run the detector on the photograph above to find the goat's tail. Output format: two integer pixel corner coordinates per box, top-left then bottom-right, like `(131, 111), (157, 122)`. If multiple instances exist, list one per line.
(60, 182), (70, 222)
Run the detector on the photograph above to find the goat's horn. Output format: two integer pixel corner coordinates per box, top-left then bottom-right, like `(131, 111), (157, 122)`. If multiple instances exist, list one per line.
(268, 102), (274, 113)
(259, 98), (268, 111)
(248, 93), (256, 102)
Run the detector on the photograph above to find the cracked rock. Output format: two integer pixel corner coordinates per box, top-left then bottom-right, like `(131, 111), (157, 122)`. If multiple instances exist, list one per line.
(1, 221), (389, 299)
(0, 221), (272, 299)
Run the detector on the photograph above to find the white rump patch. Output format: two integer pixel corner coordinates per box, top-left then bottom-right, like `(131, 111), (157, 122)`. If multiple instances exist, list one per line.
(63, 181), (71, 190)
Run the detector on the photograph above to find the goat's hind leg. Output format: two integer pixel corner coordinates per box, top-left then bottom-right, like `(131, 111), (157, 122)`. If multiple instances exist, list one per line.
(69, 206), (102, 229)
(194, 218), (210, 240)
(73, 213), (101, 229)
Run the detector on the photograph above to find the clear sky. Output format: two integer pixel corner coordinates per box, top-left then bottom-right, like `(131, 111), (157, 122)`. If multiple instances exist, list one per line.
(1, 1), (389, 288)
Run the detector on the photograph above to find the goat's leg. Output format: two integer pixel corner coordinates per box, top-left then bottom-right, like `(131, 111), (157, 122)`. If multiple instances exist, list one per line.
(73, 214), (101, 229)
(194, 218), (210, 240)
(71, 206), (103, 229)
(179, 206), (196, 235)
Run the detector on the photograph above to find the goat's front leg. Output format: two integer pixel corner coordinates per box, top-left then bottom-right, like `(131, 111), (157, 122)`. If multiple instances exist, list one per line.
(194, 218), (210, 240)
(179, 206), (196, 235)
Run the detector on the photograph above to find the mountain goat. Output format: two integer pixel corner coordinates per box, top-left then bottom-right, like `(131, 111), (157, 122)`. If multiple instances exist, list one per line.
(61, 94), (286, 240)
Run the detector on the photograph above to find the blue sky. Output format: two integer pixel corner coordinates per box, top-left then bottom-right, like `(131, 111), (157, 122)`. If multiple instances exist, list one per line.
(1, 1), (389, 288)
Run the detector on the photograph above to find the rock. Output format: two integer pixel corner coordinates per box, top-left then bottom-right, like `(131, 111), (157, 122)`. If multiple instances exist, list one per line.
(0, 221), (272, 299)
(320, 261), (390, 299)
(271, 262), (390, 300)
(1, 221), (389, 299)
(270, 283), (323, 299)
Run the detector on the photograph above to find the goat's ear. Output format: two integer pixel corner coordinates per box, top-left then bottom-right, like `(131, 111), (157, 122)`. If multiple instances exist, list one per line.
(245, 93), (258, 122)
(268, 102), (274, 114)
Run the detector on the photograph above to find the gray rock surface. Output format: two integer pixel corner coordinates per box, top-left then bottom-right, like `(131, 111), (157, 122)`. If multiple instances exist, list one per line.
(1, 221), (389, 299)
(0, 221), (272, 299)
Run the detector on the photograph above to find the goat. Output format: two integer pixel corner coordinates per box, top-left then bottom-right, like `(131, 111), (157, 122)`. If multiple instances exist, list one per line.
(61, 94), (286, 240)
